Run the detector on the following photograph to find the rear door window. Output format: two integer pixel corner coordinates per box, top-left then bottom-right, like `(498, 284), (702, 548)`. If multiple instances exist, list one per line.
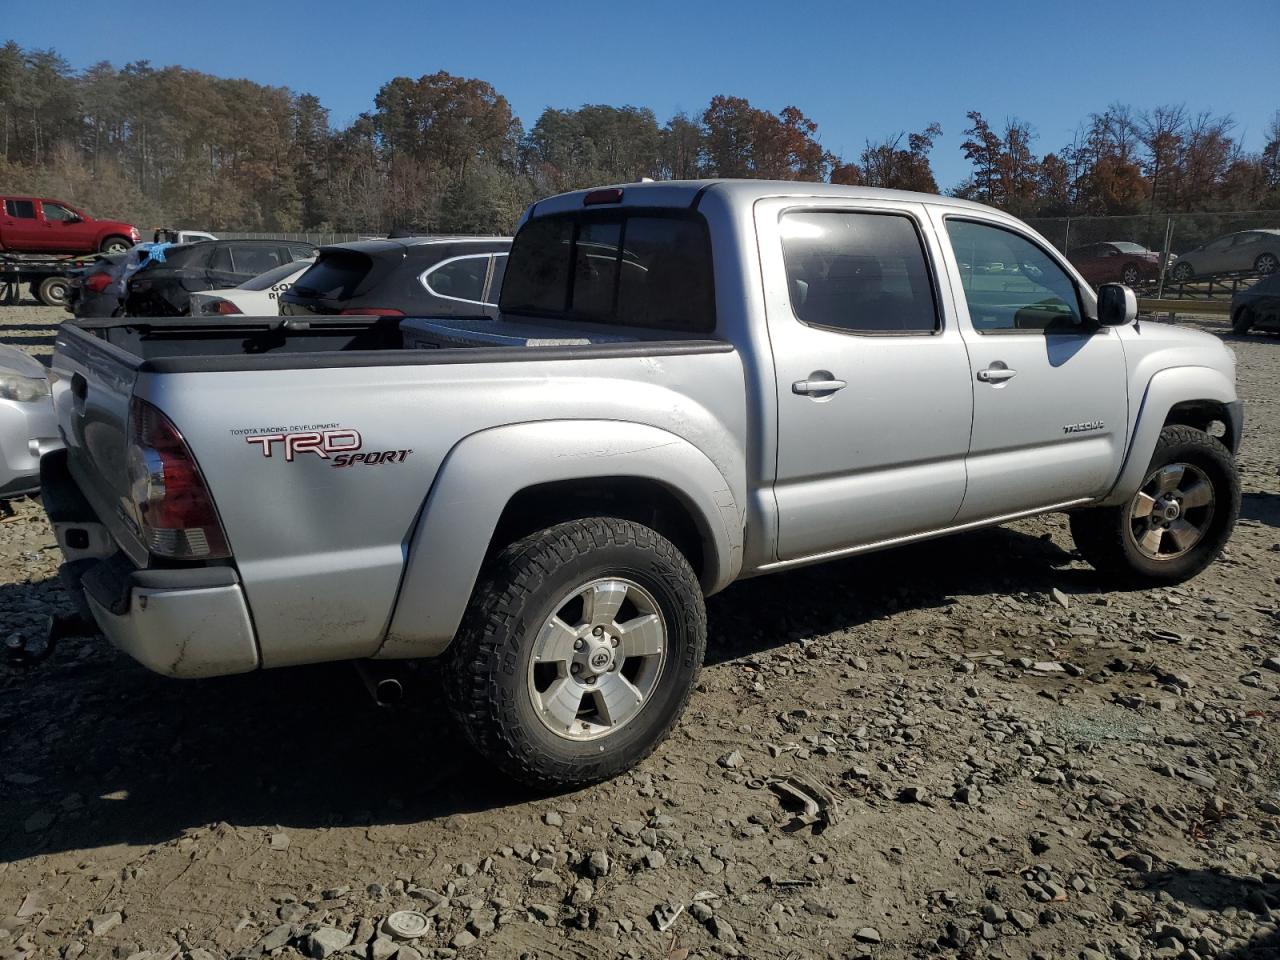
(5, 199), (36, 219)
(780, 210), (938, 334)
(422, 255), (490, 303)
(208, 245), (233, 273)
(500, 212), (715, 332)
(231, 245), (284, 275)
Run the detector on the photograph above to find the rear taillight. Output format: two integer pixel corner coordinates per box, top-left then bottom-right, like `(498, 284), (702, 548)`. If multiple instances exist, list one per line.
(85, 273), (112, 293)
(339, 308), (404, 316)
(127, 399), (230, 560)
(214, 300), (242, 315)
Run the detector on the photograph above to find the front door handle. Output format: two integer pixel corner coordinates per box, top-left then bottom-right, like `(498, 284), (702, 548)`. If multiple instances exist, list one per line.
(793, 376), (847, 396)
(977, 365), (1017, 383)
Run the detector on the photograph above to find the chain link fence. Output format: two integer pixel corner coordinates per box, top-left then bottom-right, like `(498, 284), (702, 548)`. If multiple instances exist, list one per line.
(1026, 210), (1280, 300)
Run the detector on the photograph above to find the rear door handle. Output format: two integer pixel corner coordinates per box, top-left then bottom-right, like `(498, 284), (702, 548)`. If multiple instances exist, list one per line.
(793, 377), (847, 396)
(977, 366), (1017, 383)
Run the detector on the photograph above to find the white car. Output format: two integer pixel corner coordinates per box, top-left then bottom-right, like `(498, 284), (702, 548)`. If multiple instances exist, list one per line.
(188, 259), (315, 317)
(0, 345), (60, 498)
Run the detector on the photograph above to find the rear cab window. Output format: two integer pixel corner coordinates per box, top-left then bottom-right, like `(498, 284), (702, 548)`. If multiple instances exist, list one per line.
(500, 211), (715, 333)
(5, 199), (36, 219)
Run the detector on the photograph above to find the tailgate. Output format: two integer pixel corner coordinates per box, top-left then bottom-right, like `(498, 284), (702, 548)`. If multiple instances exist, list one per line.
(51, 322), (147, 564)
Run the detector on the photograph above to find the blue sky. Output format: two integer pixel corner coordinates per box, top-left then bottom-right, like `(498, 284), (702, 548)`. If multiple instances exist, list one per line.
(5, 0), (1278, 189)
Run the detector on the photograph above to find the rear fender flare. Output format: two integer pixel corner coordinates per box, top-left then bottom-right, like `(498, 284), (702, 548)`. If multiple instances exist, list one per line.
(1099, 365), (1237, 507)
(378, 420), (743, 659)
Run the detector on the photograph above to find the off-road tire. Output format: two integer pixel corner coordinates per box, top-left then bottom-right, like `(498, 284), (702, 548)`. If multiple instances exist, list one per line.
(445, 517), (706, 790)
(100, 235), (132, 254)
(1232, 307), (1255, 335)
(37, 275), (69, 307)
(1069, 425), (1239, 585)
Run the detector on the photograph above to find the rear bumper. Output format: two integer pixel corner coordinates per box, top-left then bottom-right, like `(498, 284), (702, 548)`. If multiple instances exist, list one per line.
(43, 449), (260, 678)
(77, 559), (260, 678)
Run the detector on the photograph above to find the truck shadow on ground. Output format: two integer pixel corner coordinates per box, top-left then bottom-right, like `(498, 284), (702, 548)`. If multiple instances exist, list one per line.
(1240, 491), (1280, 528)
(0, 524), (1103, 862)
(1140, 867), (1280, 959)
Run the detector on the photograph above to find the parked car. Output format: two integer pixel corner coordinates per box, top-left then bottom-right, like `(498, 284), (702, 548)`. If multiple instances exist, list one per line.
(125, 239), (317, 316)
(1230, 273), (1280, 335)
(189, 259), (315, 316)
(0, 197), (139, 255)
(280, 237), (511, 318)
(1169, 229), (1280, 282)
(43, 180), (1241, 790)
(1067, 241), (1167, 286)
(0, 345), (59, 498)
(153, 228), (218, 244)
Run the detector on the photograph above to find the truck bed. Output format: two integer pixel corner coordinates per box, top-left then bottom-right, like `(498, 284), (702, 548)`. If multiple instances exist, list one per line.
(70, 314), (726, 372)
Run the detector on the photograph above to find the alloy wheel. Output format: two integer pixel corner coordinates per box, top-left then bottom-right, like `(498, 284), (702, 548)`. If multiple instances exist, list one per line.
(527, 577), (667, 741)
(1127, 462), (1215, 561)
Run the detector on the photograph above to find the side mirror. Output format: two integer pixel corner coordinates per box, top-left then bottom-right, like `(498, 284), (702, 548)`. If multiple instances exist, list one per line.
(1097, 283), (1137, 327)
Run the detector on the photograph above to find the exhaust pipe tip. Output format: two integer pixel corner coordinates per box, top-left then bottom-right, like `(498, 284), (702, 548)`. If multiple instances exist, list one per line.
(374, 677), (403, 707)
(354, 660), (407, 708)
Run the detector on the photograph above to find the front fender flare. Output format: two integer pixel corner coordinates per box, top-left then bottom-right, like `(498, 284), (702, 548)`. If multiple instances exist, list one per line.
(377, 421), (743, 659)
(1099, 365), (1237, 507)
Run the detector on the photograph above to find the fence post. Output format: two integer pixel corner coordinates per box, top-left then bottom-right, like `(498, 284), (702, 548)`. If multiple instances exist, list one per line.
(1062, 217), (1071, 253)
(1156, 217), (1174, 300)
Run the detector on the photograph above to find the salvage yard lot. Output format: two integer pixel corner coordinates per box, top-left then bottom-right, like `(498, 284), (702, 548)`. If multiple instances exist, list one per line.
(1, 305), (1278, 960)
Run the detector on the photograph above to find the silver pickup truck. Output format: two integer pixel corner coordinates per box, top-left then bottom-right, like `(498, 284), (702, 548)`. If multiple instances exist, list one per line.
(42, 180), (1242, 789)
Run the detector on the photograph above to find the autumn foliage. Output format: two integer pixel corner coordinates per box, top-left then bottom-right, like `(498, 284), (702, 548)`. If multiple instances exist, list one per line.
(0, 42), (1275, 236)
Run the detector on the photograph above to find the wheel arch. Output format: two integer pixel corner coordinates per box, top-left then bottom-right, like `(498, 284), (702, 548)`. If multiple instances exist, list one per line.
(377, 420), (744, 660)
(1100, 366), (1240, 507)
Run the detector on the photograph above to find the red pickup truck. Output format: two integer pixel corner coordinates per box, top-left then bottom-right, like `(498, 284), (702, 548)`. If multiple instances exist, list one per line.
(0, 197), (139, 255)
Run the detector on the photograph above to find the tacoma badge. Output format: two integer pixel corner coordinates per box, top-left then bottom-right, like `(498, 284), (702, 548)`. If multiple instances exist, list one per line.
(1063, 420), (1104, 434)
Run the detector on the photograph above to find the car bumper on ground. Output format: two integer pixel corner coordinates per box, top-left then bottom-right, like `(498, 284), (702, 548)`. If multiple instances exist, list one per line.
(0, 397), (61, 497)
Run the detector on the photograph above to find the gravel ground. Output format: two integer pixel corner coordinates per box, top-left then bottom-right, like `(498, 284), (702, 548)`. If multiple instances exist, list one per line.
(1, 304), (1277, 960)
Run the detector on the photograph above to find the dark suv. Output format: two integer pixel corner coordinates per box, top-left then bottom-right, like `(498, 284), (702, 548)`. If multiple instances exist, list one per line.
(125, 239), (316, 316)
(280, 237), (511, 317)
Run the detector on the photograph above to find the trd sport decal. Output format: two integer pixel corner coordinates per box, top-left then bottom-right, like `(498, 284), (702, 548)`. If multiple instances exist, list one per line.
(233, 426), (412, 468)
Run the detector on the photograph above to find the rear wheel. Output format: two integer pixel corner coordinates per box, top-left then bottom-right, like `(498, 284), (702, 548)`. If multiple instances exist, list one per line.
(100, 235), (132, 254)
(445, 517), (706, 790)
(1069, 426), (1239, 585)
(37, 275), (70, 307)
(1232, 307), (1255, 335)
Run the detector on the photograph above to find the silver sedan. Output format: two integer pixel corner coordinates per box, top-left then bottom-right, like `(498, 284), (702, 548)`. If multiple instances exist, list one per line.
(0, 345), (60, 497)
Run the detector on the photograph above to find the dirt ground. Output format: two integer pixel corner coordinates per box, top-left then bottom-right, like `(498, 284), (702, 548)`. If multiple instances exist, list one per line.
(1, 303), (1277, 960)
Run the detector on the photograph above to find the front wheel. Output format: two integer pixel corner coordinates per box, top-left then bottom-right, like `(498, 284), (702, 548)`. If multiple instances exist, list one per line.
(1255, 252), (1278, 276)
(1121, 264), (1140, 285)
(100, 235), (132, 254)
(1170, 261), (1194, 283)
(1069, 426), (1239, 585)
(1232, 307), (1255, 335)
(445, 517), (706, 790)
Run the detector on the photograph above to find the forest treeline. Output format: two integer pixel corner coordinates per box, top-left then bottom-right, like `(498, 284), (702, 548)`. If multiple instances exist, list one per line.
(1, 43), (1277, 235)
